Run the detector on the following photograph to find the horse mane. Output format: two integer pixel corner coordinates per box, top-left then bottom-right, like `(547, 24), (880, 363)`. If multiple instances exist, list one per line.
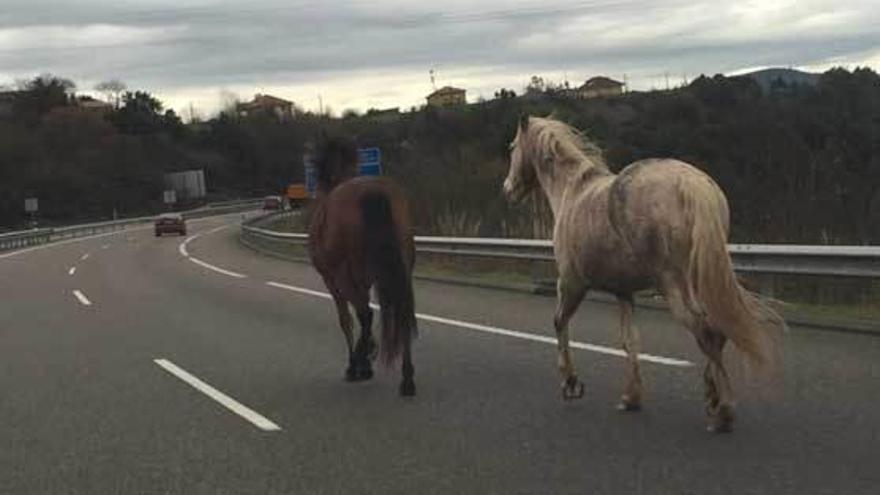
(314, 134), (358, 192)
(527, 116), (608, 173)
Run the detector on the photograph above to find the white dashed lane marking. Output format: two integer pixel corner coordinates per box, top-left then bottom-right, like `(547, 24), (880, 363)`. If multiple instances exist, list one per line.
(72, 290), (92, 306)
(154, 358), (281, 432)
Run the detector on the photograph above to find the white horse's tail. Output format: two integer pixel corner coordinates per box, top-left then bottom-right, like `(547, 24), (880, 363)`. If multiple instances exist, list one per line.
(686, 182), (786, 366)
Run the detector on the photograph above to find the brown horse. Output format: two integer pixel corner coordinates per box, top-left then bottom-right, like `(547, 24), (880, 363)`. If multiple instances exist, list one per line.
(503, 115), (784, 432)
(307, 135), (417, 396)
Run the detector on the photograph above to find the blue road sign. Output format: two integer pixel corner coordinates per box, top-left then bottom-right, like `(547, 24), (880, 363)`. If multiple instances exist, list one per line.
(357, 147), (381, 165)
(357, 147), (382, 176)
(303, 156), (317, 194)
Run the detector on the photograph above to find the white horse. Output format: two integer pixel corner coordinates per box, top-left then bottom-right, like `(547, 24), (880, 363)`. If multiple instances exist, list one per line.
(503, 115), (784, 432)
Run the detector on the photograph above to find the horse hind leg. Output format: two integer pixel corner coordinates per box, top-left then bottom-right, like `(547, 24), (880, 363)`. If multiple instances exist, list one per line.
(697, 331), (734, 433)
(554, 278), (587, 400)
(616, 294), (643, 412)
(660, 273), (734, 433)
(328, 293), (359, 382)
(399, 340), (415, 397)
(350, 301), (376, 381)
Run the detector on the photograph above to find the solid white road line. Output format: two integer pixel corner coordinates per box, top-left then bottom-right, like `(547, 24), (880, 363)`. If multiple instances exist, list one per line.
(178, 228), (247, 279)
(266, 281), (332, 300)
(188, 256), (247, 279)
(0, 230), (130, 259)
(0, 213), (251, 262)
(153, 358), (281, 432)
(264, 281), (693, 367)
(179, 233), (199, 257)
(72, 290), (92, 306)
(414, 312), (693, 367)
(68, 266), (76, 276)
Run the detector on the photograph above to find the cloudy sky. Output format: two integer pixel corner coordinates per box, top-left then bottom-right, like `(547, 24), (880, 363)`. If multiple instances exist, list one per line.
(1, 0), (878, 117)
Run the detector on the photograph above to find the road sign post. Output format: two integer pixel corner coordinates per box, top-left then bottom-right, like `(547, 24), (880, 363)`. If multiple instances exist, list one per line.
(303, 153), (316, 197)
(163, 190), (177, 210)
(24, 197), (39, 228)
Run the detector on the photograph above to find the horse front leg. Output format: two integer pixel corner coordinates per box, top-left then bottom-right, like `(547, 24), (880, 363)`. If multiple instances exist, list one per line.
(350, 302), (376, 381)
(554, 278), (587, 400)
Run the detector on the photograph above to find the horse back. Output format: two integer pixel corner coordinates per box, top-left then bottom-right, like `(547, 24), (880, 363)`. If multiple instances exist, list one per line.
(608, 158), (729, 269)
(308, 176), (414, 279)
(558, 176), (650, 293)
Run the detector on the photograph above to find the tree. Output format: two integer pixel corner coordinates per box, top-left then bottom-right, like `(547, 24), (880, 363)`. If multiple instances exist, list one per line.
(217, 90), (241, 119)
(111, 90), (165, 134)
(94, 79), (127, 109)
(13, 74), (76, 125)
(494, 88), (517, 99)
(526, 75), (546, 94)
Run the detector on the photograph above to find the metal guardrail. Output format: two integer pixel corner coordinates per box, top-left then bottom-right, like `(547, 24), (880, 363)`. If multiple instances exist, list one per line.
(240, 221), (880, 279)
(0, 200), (262, 254)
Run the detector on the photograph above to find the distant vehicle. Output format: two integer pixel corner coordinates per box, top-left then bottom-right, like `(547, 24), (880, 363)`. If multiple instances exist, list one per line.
(154, 213), (187, 236)
(262, 195), (284, 211)
(285, 183), (310, 207)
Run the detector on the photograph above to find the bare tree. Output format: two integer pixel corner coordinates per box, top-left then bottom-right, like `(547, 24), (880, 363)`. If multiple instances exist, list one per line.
(218, 89), (241, 118)
(94, 79), (127, 108)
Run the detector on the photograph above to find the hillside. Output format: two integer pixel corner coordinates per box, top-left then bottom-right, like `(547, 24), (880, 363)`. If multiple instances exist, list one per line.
(1, 67), (879, 244)
(737, 67), (820, 92)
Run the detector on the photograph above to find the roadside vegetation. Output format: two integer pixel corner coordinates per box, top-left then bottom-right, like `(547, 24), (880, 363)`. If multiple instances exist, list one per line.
(2, 68), (878, 246)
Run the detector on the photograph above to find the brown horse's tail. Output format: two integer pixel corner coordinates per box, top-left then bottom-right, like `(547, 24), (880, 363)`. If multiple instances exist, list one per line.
(361, 191), (417, 365)
(686, 183), (786, 367)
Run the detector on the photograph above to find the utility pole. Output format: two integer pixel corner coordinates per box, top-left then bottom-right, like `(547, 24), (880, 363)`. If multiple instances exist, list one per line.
(318, 94), (324, 115)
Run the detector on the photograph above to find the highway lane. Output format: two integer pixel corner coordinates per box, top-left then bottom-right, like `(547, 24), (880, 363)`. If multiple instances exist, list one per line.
(0, 215), (878, 494)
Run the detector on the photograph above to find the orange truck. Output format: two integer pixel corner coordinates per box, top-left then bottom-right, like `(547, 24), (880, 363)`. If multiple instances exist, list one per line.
(285, 183), (310, 207)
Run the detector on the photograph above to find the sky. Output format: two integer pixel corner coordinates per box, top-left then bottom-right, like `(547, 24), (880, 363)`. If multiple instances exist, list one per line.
(1, 0), (879, 117)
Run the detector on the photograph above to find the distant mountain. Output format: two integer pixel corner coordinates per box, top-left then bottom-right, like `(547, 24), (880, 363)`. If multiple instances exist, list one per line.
(735, 68), (820, 92)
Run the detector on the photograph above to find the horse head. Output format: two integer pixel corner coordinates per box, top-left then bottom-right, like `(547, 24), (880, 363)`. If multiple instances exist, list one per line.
(503, 114), (538, 202)
(315, 133), (358, 192)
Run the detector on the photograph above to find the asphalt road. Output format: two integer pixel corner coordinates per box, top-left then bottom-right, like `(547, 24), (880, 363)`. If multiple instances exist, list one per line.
(0, 214), (877, 494)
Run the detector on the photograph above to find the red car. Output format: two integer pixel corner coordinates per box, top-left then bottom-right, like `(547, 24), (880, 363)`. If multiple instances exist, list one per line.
(262, 195), (283, 211)
(154, 213), (187, 236)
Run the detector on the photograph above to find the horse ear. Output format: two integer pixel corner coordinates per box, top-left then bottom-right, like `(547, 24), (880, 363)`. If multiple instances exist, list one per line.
(519, 113), (530, 132)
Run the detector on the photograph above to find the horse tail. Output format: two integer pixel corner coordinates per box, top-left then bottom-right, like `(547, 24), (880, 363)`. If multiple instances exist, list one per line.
(686, 181), (785, 367)
(361, 191), (417, 366)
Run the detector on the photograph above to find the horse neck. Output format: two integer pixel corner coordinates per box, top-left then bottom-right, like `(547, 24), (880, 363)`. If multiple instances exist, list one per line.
(535, 155), (607, 218)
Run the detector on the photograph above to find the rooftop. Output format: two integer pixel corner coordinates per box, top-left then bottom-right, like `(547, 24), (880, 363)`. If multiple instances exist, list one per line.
(427, 86), (466, 98)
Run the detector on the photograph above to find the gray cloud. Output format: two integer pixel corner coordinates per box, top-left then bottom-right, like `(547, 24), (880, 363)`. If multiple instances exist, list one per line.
(2, 1), (878, 112)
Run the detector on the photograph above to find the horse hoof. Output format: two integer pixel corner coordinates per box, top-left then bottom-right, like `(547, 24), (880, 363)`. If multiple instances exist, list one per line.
(707, 405), (734, 433)
(399, 380), (416, 397)
(356, 366), (373, 381)
(344, 367), (358, 382)
(561, 378), (584, 401)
